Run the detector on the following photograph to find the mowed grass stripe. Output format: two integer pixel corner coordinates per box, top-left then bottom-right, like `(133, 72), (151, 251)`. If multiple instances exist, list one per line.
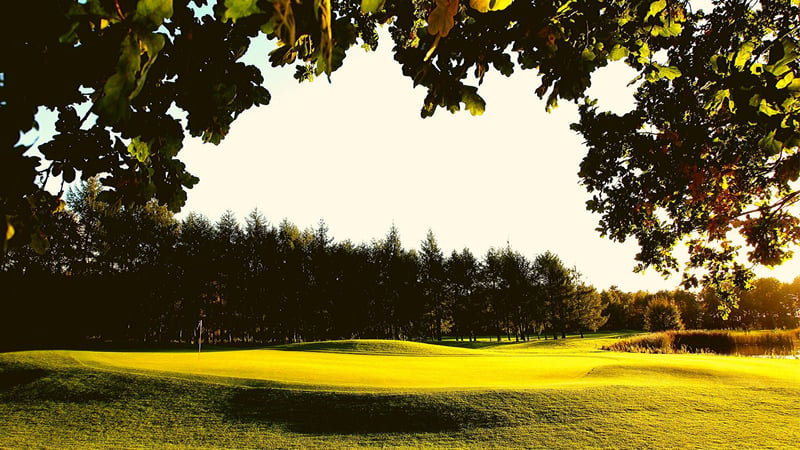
(274, 339), (483, 355)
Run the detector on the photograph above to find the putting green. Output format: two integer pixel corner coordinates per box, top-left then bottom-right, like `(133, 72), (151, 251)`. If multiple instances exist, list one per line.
(67, 339), (800, 391)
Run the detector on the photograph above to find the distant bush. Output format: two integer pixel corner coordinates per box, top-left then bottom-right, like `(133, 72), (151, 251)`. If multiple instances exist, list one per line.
(605, 329), (800, 356)
(644, 297), (684, 332)
(604, 333), (673, 353)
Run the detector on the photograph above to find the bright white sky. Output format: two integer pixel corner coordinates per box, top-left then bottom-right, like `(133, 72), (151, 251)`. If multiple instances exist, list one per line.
(174, 29), (800, 292)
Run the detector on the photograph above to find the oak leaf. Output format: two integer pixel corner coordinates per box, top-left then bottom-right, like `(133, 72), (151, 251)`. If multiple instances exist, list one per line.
(428, 0), (459, 37)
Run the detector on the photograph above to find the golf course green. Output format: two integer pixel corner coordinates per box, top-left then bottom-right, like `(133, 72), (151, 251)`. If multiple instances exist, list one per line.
(1, 334), (798, 448)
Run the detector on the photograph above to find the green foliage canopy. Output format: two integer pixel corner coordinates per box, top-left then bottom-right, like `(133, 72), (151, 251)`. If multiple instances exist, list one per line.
(574, 0), (800, 312)
(643, 296), (684, 331)
(2, 0), (800, 311)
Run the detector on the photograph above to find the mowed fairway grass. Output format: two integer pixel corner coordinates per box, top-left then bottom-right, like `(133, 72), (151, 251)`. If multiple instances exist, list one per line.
(1, 334), (798, 449)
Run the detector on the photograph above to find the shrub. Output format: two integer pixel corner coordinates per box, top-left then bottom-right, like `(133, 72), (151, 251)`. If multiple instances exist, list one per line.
(671, 330), (736, 354)
(644, 297), (684, 332)
(604, 333), (672, 353)
(605, 329), (800, 355)
(729, 329), (797, 356)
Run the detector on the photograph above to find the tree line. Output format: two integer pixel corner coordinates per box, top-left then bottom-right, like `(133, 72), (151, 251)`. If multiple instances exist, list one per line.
(1, 179), (798, 349)
(5, 1), (799, 310)
(601, 282), (800, 334)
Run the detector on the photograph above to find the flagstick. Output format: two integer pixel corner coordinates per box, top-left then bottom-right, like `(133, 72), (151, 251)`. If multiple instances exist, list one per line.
(198, 319), (203, 353)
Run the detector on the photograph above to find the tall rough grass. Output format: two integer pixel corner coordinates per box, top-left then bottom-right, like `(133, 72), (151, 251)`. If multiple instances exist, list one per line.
(605, 329), (800, 356)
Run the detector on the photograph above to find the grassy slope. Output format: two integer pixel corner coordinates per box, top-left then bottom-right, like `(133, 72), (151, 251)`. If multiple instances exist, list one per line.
(1, 335), (798, 449)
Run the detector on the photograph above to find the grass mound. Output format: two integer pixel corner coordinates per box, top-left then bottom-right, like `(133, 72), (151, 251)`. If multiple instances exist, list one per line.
(275, 339), (479, 355)
(605, 329), (800, 356)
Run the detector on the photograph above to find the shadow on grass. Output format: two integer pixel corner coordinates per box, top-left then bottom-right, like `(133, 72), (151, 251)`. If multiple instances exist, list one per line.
(225, 389), (519, 433)
(423, 340), (510, 350)
(0, 367), (48, 390)
(0, 359), (137, 404)
(428, 332), (643, 350)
